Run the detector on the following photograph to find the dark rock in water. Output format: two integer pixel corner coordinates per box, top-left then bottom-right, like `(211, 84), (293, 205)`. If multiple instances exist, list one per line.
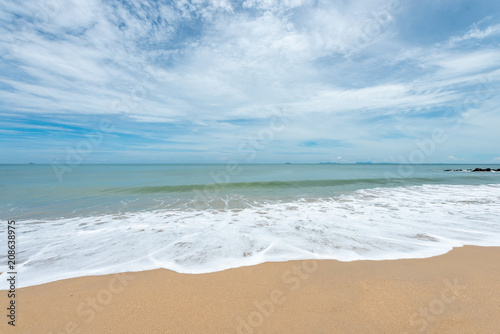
(444, 168), (499, 172)
(471, 168), (497, 172)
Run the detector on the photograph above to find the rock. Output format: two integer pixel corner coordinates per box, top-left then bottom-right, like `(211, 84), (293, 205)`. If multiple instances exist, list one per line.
(472, 168), (494, 172)
(444, 168), (499, 172)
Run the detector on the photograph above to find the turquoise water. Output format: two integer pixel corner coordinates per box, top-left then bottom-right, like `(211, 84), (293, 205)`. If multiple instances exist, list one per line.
(0, 164), (499, 288)
(1, 163), (499, 220)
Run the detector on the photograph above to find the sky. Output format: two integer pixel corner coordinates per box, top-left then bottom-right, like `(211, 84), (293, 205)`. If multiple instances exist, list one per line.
(0, 0), (499, 164)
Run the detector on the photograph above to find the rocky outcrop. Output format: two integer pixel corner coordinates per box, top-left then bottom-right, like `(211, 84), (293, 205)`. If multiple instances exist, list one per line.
(444, 168), (500, 172)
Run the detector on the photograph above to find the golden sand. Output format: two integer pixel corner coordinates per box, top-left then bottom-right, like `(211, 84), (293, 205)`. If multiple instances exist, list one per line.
(1, 246), (499, 333)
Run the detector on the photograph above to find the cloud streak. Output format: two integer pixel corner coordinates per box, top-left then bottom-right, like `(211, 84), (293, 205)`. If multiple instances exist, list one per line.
(1, 0), (499, 163)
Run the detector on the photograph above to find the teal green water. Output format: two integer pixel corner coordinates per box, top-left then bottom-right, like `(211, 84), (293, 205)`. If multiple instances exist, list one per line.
(1, 163), (500, 288)
(1, 164), (498, 220)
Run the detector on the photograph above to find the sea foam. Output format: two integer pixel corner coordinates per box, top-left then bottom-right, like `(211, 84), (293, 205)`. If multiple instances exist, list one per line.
(1, 183), (499, 288)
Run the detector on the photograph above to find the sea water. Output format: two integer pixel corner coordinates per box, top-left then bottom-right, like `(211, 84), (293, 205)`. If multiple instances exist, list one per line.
(0, 164), (499, 287)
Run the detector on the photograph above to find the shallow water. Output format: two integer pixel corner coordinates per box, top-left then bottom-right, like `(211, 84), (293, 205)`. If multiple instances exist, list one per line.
(0, 164), (499, 287)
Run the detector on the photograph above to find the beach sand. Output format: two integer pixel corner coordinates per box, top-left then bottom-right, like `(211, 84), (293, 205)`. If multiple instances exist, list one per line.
(1, 246), (499, 333)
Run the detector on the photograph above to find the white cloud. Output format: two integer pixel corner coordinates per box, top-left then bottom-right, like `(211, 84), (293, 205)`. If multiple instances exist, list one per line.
(242, 0), (312, 11)
(1, 0), (500, 162)
(431, 50), (500, 76)
(447, 23), (500, 46)
(0, 0), (417, 122)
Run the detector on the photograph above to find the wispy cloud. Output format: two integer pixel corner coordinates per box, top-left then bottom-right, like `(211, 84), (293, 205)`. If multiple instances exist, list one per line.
(0, 0), (499, 163)
(447, 22), (500, 46)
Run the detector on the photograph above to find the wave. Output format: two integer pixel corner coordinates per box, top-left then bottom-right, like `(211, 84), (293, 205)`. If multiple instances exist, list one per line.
(101, 177), (447, 194)
(1, 183), (499, 288)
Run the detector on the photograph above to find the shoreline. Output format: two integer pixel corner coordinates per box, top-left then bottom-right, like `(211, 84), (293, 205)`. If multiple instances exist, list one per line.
(2, 246), (500, 333)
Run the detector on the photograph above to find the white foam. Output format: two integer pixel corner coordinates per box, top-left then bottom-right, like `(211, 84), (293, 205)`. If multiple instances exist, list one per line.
(1, 184), (500, 288)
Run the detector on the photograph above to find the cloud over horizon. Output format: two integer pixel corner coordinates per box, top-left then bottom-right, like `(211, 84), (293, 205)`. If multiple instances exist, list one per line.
(1, 0), (499, 163)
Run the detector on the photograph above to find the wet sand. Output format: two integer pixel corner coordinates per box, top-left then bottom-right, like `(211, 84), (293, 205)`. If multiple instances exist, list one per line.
(1, 246), (499, 333)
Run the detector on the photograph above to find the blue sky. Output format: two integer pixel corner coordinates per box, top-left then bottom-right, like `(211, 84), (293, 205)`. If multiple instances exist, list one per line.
(0, 0), (499, 163)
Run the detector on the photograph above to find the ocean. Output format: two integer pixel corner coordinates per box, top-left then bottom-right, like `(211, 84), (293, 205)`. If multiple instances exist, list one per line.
(1, 163), (499, 288)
